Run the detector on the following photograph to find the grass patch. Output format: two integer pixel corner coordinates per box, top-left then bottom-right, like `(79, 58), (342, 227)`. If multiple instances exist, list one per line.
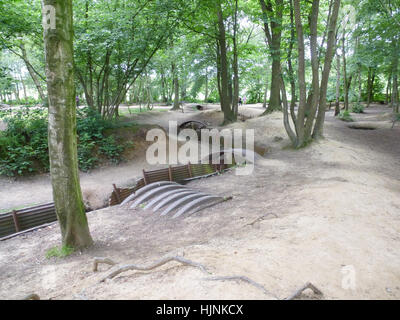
(0, 203), (39, 214)
(45, 245), (75, 259)
(119, 107), (168, 116)
(338, 110), (354, 122)
(351, 103), (364, 114)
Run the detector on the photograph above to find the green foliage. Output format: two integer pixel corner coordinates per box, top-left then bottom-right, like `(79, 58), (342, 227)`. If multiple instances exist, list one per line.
(45, 245), (75, 259)
(99, 135), (124, 164)
(351, 103), (364, 114)
(76, 108), (126, 171)
(338, 110), (354, 122)
(0, 108), (49, 176)
(0, 107), (127, 176)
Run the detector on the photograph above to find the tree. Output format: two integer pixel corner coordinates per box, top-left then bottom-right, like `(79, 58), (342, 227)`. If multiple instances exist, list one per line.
(0, 0), (47, 102)
(259, 0), (283, 113)
(42, 0), (93, 248)
(282, 0), (341, 147)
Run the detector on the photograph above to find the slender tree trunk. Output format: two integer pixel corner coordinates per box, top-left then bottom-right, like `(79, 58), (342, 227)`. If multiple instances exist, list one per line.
(262, 76), (268, 108)
(366, 67), (375, 107)
(287, 0), (296, 123)
(342, 34), (350, 111)
(304, 0), (320, 139)
(232, 0), (239, 116)
(217, 2), (235, 124)
(312, 0), (340, 138)
(259, 0), (283, 114)
(335, 52), (341, 116)
(204, 67), (209, 103)
(20, 44), (46, 101)
(386, 73), (391, 105)
(392, 38), (399, 113)
(20, 76), (27, 100)
(14, 82), (20, 102)
(358, 64), (362, 104)
(172, 63), (180, 110)
(42, 0), (93, 248)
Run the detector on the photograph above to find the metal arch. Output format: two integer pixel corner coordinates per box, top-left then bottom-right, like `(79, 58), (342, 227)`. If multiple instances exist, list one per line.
(172, 195), (221, 219)
(178, 120), (207, 131)
(186, 198), (227, 216)
(152, 190), (200, 212)
(144, 187), (195, 210)
(129, 184), (187, 209)
(160, 193), (208, 216)
(120, 181), (178, 206)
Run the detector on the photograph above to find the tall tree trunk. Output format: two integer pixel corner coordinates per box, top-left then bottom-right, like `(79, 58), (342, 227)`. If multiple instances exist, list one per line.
(304, 0), (320, 139)
(204, 67), (209, 103)
(386, 73), (391, 105)
(42, 0), (93, 248)
(259, 0), (283, 114)
(172, 63), (180, 110)
(312, 0), (340, 138)
(161, 69), (167, 103)
(14, 82), (20, 102)
(20, 44), (46, 101)
(358, 64), (362, 104)
(392, 38), (399, 113)
(20, 75), (27, 100)
(335, 52), (341, 116)
(217, 2), (235, 124)
(342, 34), (349, 111)
(287, 0), (297, 124)
(232, 0), (239, 116)
(262, 76), (268, 109)
(366, 67), (375, 107)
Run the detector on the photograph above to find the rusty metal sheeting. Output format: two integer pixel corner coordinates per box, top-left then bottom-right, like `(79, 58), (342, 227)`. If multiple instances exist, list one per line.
(121, 182), (228, 218)
(144, 188), (194, 210)
(0, 202), (57, 239)
(172, 195), (221, 219)
(151, 190), (199, 212)
(109, 162), (232, 207)
(120, 181), (178, 206)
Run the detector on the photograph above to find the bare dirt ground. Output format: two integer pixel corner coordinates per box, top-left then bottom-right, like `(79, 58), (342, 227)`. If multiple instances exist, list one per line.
(0, 104), (399, 300)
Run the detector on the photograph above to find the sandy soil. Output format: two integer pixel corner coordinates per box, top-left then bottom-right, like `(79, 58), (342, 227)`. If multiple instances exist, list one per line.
(0, 104), (399, 300)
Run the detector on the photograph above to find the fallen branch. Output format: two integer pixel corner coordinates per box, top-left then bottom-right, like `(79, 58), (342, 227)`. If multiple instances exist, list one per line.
(100, 256), (209, 282)
(245, 212), (278, 226)
(93, 257), (117, 272)
(22, 293), (40, 300)
(284, 282), (323, 300)
(204, 276), (279, 299)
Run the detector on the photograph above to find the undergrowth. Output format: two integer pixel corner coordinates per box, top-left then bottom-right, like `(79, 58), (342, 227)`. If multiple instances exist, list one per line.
(0, 107), (131, 176)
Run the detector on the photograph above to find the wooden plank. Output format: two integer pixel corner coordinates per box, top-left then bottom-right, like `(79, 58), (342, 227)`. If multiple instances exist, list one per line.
(112, 184), (122, 204)
(12, 210), (20, 232)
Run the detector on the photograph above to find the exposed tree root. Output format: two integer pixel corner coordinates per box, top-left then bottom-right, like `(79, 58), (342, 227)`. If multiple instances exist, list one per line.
(284, 282), (323, 300)
(99, 256), (210, 282)
(204, 275), (279, 299)
(22, 293), (40, 300)
(93, 257), (322, 300)
(93, 257), (117, 272)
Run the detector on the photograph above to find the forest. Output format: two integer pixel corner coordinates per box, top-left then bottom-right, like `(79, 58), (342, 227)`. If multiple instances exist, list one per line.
(0, 0), (399, 301)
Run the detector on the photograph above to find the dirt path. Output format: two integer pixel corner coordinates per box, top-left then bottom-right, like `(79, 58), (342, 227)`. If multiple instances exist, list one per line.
(0, 105), (399, 300)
